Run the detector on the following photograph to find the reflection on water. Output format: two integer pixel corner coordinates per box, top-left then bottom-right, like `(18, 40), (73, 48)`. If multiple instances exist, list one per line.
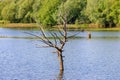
(57, 70), (64, 80)
(1, 28), (120, 80)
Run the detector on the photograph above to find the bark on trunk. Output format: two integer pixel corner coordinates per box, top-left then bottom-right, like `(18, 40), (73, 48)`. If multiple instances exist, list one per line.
(57, 69), (63, 80)
(58, 51), (64, 71)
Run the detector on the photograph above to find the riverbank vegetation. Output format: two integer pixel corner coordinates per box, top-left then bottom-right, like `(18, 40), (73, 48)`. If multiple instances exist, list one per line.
(1, 23), (120, 31)
(0, 0), (120, 28)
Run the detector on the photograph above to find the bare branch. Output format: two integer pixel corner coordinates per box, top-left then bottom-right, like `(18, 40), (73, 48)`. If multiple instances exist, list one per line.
(24, 32), (53, 47)
(36, 44), (50, 48)
(49, 32), (57, 46)
(59, 16), (67, 50)
(53, 32), (64, 45)
(67, 32), (80, 38)
(38, 24), (56, 47)
(57, 26), (64, 37)
(24, 32), (41, 39)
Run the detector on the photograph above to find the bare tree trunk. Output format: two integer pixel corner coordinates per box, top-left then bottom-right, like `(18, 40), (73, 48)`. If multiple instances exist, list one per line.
(57, 69), (63, 80)
(58, 51), (64, 71)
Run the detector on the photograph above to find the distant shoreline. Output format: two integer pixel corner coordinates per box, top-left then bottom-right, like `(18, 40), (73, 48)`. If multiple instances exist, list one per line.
(0, 23), (38, 28)
(0, 23), (120, 31)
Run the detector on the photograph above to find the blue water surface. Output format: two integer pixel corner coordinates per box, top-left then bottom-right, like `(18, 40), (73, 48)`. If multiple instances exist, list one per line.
(0, 28), (120, 80)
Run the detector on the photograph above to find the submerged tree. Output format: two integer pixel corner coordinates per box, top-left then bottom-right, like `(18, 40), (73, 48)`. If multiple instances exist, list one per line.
(38, 15), (67, 71)
(36, 1), (80, 71)
(26, 10), (67, 71)
(26, 0), (80, 72)
(37, 1), (65, 71)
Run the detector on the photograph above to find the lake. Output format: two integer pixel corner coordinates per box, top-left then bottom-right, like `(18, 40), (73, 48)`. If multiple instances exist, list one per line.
(0, 28), (120, 80)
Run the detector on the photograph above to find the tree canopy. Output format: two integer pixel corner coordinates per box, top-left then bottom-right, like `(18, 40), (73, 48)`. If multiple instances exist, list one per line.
(0, 0), (120, 27)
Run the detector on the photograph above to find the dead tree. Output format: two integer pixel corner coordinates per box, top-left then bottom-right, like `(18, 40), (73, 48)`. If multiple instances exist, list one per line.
(23, 6), (68, 71)
(25, 15), (81, 72)
(26, 16), (81, 72)
(26, 3), (81, 72)
(35, 16), (67, 71)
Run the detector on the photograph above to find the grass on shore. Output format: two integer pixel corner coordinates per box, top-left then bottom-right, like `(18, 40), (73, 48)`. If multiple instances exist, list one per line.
(0, 23), (38, 28)
(1, 23), (120, 31)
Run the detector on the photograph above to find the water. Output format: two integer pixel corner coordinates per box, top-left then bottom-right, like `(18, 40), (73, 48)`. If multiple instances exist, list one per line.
(0, 28), (120, 80)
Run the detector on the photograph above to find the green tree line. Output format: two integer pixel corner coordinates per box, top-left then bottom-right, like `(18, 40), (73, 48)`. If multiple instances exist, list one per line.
(0, 0), (120, 27)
